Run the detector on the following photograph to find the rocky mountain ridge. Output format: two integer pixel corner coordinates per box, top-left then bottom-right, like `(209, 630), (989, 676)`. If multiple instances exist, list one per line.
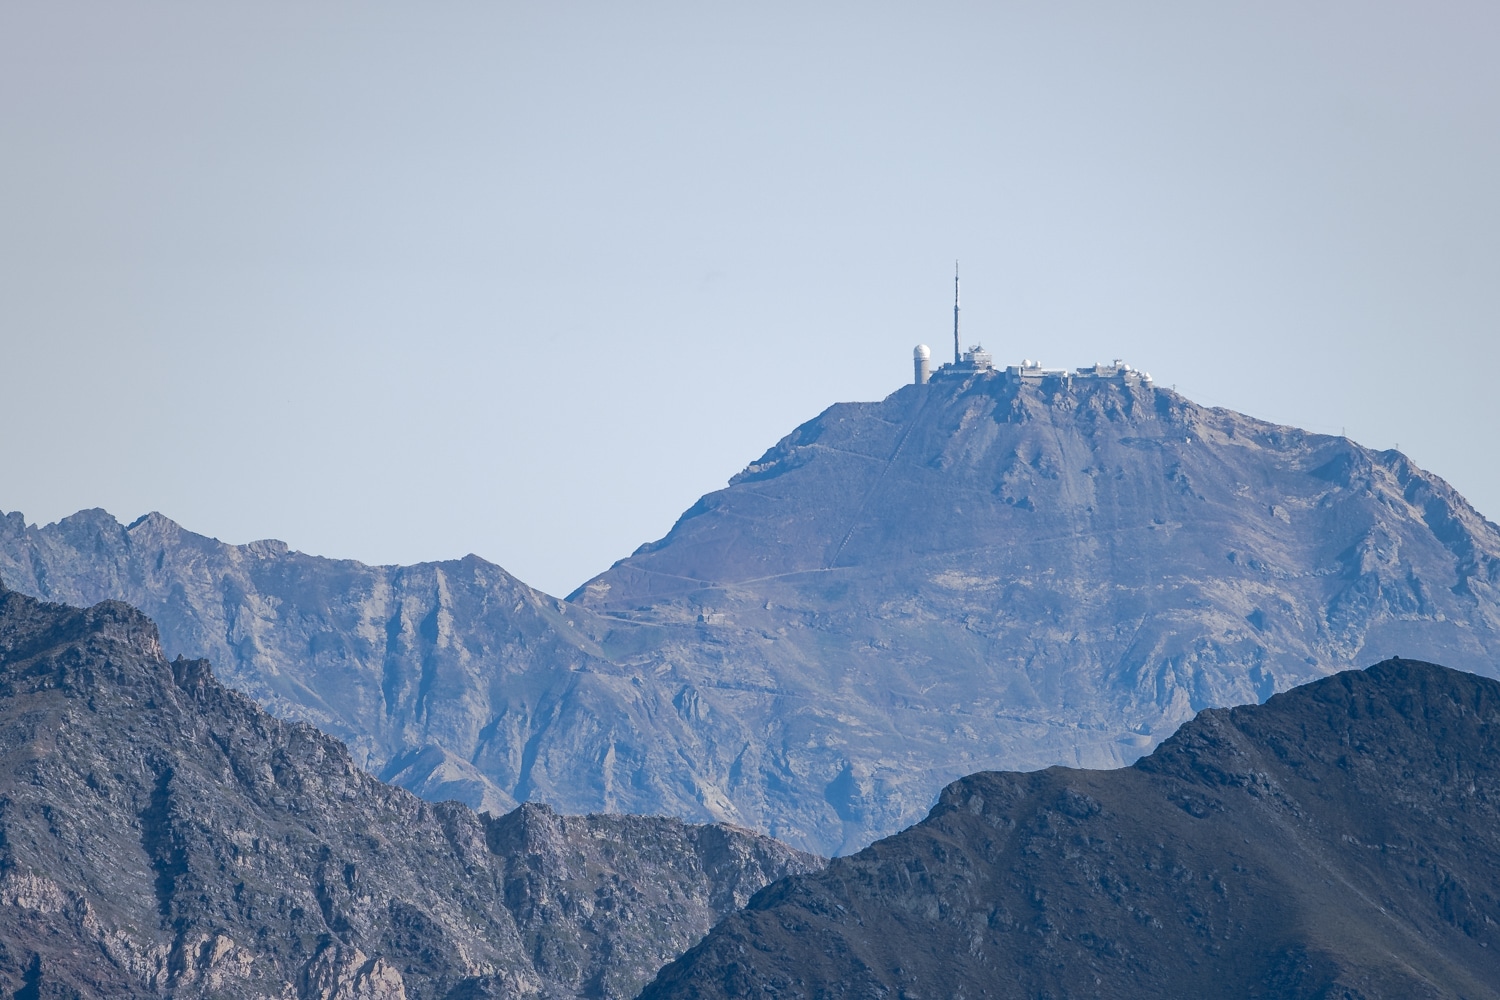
(641, 657), (1500, 999)
(0, 584), (821, 999)
(574, 373), (1500, 850)
(6, 374), (1500, 854)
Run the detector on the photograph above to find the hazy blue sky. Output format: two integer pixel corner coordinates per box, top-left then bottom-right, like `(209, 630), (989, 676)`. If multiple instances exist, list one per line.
(3, 2), (1497, 597)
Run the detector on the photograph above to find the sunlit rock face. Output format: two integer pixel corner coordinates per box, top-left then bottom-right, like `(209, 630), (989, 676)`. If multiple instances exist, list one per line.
(640, 658), (1500, 1000)
(572, 374), (1500, 852)
(0, 586), (822, 1000)
(5, 372), (1500, 856)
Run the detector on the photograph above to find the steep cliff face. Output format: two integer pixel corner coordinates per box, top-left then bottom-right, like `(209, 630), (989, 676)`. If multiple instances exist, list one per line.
(0, 586), (821, 1000)
(6, 374), (1500, 856)
(641, 658), (1500, 1000)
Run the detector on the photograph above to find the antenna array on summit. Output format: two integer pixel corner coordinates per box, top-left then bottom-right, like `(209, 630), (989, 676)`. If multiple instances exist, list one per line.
(952, 261), (961, 366)
(912, 268), (1152, 388)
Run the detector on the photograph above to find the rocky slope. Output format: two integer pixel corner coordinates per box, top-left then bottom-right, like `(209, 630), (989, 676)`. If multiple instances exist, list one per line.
(0, 585), (820, 999)
(6, 373), (1500, 855)
(0, 510), (711, 827)
(573, 372), (1500, 851)
(641, 657), (1500, 999)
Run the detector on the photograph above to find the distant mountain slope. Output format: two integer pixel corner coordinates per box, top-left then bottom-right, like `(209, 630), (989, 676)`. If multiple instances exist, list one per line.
(573, 372), (1500, 850)
(640, 658), (1500, 999)
(6, 373), (1500, 856)
(0, 585), (821, 999)
(0, 508), (714, 824)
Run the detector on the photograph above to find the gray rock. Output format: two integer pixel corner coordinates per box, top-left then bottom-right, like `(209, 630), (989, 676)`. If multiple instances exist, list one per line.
(0, 586), (822, 999)
(640, 658), (1500, 999)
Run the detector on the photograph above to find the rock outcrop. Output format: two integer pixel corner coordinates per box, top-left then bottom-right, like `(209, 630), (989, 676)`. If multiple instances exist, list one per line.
(0, 585), (821, 999)
(641, 658), (1500, 999)
(7, 374), (1500, 854)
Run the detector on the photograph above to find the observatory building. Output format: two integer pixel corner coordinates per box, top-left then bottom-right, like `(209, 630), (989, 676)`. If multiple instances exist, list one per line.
(912, 348), (1151, 387)
(913, 266), (1152, 387)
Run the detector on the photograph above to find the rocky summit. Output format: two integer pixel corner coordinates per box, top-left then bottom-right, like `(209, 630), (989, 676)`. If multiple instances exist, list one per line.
(0, 585), (820, 999)
(641, 658), (1500, 1000)
(5, 372), (1500, 855)
(572, 372), (1500, 850)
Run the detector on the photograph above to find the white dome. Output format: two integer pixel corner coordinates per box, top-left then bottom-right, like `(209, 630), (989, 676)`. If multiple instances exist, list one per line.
(914, 344), (931, 360)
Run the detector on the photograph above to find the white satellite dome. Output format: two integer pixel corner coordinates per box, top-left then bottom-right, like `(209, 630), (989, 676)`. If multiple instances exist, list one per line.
(914, 344), (931, 360)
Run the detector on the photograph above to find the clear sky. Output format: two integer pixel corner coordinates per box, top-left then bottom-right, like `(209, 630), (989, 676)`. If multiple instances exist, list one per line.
(3, 2), (1497, 598)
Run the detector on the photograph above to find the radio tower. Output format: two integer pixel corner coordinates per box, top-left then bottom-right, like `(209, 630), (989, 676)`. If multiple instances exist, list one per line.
(952, 261), (961, 365)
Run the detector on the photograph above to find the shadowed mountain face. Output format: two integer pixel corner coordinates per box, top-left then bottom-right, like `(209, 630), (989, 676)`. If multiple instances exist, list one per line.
(640, 658), (1500, 1000)
(6, 374), (1500, 855)
(0, 586), (821, 999)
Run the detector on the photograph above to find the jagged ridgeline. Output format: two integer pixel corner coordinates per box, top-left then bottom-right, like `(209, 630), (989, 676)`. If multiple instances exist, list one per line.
(5, 370), (1500, 854)
(640, 659), (1500, 1000)
(0, 587), (821, 999)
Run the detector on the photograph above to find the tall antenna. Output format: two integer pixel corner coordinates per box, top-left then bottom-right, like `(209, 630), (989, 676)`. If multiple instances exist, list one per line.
(953, 260), (961, 365)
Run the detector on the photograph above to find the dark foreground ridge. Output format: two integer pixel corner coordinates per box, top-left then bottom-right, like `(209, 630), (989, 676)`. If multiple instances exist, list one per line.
(0, 586), (821, 999)
(642, 658), (1500, 999)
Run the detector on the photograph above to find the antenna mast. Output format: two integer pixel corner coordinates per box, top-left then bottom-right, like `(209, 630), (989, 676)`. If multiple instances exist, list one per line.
(953, 261), (961, 365)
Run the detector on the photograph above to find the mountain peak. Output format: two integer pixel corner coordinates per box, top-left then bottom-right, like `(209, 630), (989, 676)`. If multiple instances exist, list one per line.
(6, 374), (1500, 855)
(566, 377), (1500, 850)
